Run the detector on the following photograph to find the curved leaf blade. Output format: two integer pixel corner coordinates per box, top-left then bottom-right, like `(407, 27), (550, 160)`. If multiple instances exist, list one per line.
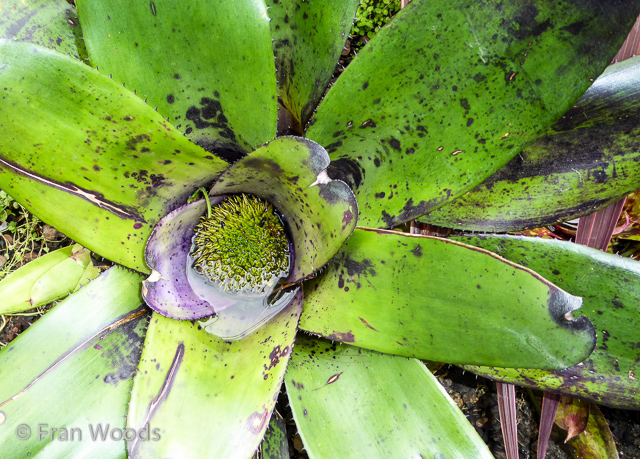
(77, 0), (277, 154)
(422, 56), (640, 231)
(301, 228), (594, 369)
(306, 0), (640, 227)
(126, 290), (302, 458)
(210, 137), (358, 283)
(267, 0), (359, 127)
(0, 244), (98, 314)
(0, 41), (227, 272)
(285, 335), (492, 458)
(0, 267), (147, 458)
(0, 0), (87, 59)
(453, 235), (640, 409)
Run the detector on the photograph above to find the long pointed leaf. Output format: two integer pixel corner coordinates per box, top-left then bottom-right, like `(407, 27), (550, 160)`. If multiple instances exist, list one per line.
(0, 267), (147, 458)
(267, 0), (359, 127)
(0, 41), (227, 272)
(286, 335), (492, 458)
(421, 57), (640, 231)
(301, 228), (595, 369)
(126, 291), (302, 458)
(307, 0), (640, 227)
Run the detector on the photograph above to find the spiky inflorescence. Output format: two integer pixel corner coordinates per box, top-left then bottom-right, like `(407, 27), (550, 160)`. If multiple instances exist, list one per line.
(190, 194), (290, 294)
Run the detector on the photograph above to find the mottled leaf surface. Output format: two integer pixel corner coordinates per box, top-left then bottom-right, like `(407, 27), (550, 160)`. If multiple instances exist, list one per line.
(0, 0), (87, 59)
(267, 0), (359, 126)
(285, 335), (492, 458)
(126, 290), (302, 459)
(301, 228), (594, 369)
(0, 244), (98, 314)
(422, 57), (640, 231)
(306, 0), (640, 228)
(0, 267), (147, 458)
(258, 411), (289, 459)
(455, 235), (640, 409)
(0, 41), (227, 272)
(78, 0), (277, 154)
(210, 137), (358, 283)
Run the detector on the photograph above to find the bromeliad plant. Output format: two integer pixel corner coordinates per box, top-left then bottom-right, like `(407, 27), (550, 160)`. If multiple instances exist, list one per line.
(1, 0), (640, 457)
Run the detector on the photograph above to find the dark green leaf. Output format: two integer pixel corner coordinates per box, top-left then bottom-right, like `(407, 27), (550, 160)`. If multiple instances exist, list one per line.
(422, 57), (640, 231)
(301, 228), (595, 369)
(454, 235), (640, 409)
(285, 335), (492, 457)
(307, 0), (640, 227)
(267, 0), (359, 127)
(0, 41), (227, 272)
(77, 0), (277, 153)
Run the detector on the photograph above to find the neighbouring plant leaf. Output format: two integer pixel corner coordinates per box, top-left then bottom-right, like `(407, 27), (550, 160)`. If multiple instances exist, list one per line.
(0, 243), (99, 314)
(0, 267), (148, 458)
(560, 403), (619, 458)
(285, 335), (493, 457)
(210, 137), (358, 283)
(0, 41), (228, 272)
(267, 0), (360, 127)
(257, 411), (289, 459)
(575, 199), (627, 251)
(496, 383), (518, 459)
(301, 228), (595, 369)
(77, 0), (277, 154)
(0, 0), (87, 60)
(616, 190), (640, 240)
(306, 0), (640, 228)
(126, 290), (302, 458)
(455, 235), (640, 409)
(537, 393), (561, 459)
(421, 57), (640, 231)
(555, 396), (590, 442)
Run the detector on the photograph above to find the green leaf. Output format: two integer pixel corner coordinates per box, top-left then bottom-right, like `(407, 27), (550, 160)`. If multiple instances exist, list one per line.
(285, 335), (492, 458)
(77, 0), (277, 153)
(126, 290), (303, 458)
(0, 41), (227, 272)
(301, 228), (595, 369)
(0, 0), (87, 60)
(257, 411), (289, 459)
(0, 243), (99, 314)
(210, 137), (358, 283)
(421, 56), (640, 231)
(0, 267), (148, 458)
(267, 0), (360, 127)
(306, 0), (640, 227)
(453, 235), (640, 409)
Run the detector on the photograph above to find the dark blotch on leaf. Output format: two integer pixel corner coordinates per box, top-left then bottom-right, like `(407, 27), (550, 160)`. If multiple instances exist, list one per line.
(326, 157), (364, 189)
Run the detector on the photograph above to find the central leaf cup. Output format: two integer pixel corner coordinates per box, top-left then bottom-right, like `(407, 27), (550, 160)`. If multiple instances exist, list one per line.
(141, 137), (359, 339)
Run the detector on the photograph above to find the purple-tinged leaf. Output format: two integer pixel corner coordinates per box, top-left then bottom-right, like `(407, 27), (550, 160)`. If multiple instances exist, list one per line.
(497, 382), (519, 459)
(555, 396), (590, 443)
(537, 392), (561, 459)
